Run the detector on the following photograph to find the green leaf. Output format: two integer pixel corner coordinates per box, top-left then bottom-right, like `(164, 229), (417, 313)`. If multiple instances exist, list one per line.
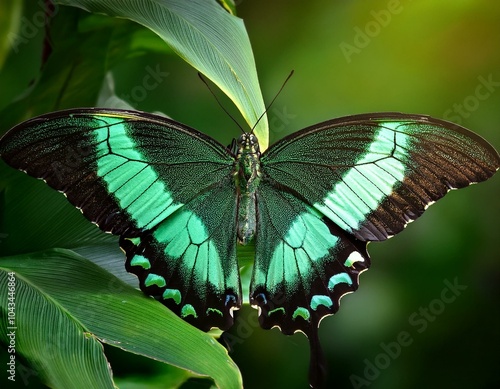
(0, 250), (243, 389)
(0, 9), (108, 129)
(0, 0), (22, 71)
(0, 262), (115, 389)
(0, 161), (140, 288)
(216, 0), (238, 15)
(97, 71), (171, 117)
(0, 7), (165, 131)
(237, 242), (255, 305)
(54, 0), (269, 149)
(0, 163), (117, 256)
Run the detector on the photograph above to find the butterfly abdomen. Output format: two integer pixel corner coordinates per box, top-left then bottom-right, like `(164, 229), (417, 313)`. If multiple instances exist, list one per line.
(235, 132), (262, 244)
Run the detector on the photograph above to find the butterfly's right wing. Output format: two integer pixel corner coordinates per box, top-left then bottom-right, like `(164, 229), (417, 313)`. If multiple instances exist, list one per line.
(251, 113), (499, 387)
(251, 112), (500, 330)
(251, 181), (370, 334)
(250, 113), (500, 333)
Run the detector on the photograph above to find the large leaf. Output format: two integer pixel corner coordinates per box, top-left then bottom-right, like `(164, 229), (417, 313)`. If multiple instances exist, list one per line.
(0, 0), (22, 71)
(0, 9), (111, 130)
(0, 250), (243, 389)
(0, 163), (117, 255)
(55, 0), (270, 149)
(0, 260), (115, 389)
(0, 7), (175, 131)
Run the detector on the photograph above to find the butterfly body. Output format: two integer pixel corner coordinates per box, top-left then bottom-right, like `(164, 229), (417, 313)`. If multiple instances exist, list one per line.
(234, 133), (261, 245)
(1, 108), (498, 388)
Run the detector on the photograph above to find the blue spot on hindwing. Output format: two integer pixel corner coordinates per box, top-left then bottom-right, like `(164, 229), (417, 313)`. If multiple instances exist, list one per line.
(225, 294), (237, 306)
(181, 304), (197, 318)
(328, 273), (352, 289)
(163, 288), (181, 304)
(130, 255), (151, 269)
(310, 295), (333, 310)
(144, 273), (166, 288)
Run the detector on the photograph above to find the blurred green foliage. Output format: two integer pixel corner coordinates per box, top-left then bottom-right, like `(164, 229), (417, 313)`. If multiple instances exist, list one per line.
(0, 1), (499, 388)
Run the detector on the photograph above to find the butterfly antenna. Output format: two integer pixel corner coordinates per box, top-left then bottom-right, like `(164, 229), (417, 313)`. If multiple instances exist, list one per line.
(250, 69), (294, 134)
(198, 72), (245, 133)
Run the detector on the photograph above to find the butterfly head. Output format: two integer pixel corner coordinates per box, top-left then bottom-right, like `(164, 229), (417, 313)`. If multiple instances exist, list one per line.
(237, 133), (260, 156)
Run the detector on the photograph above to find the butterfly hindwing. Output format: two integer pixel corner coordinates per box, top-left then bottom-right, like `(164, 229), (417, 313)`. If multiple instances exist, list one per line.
(261, 113), (500, 242)
(0, 108), (242, 330)
(122, 175), (241, 331)
(250, 181), (370, 335)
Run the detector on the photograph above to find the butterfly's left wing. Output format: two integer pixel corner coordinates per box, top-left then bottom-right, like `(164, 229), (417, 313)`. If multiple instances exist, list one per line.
(0, 108), (241, 331)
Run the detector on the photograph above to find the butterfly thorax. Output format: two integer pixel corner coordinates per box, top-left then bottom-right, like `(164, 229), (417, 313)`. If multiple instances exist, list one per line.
(234, 133), (261, 244)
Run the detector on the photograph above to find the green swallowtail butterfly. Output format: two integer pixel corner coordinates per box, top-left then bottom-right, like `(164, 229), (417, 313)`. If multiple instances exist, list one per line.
(1, 109), (498, 387)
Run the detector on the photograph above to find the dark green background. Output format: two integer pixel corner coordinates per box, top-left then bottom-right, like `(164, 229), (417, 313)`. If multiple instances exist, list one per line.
(1, 1), (499, 388)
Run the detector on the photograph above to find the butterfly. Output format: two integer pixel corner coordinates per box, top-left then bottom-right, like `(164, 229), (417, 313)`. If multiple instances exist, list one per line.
(0, 108), (498, 388)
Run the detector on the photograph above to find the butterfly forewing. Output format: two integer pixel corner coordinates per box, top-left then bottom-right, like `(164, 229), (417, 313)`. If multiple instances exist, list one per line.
(261, 113), (500, 242)
(0, 108), (242, 330)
